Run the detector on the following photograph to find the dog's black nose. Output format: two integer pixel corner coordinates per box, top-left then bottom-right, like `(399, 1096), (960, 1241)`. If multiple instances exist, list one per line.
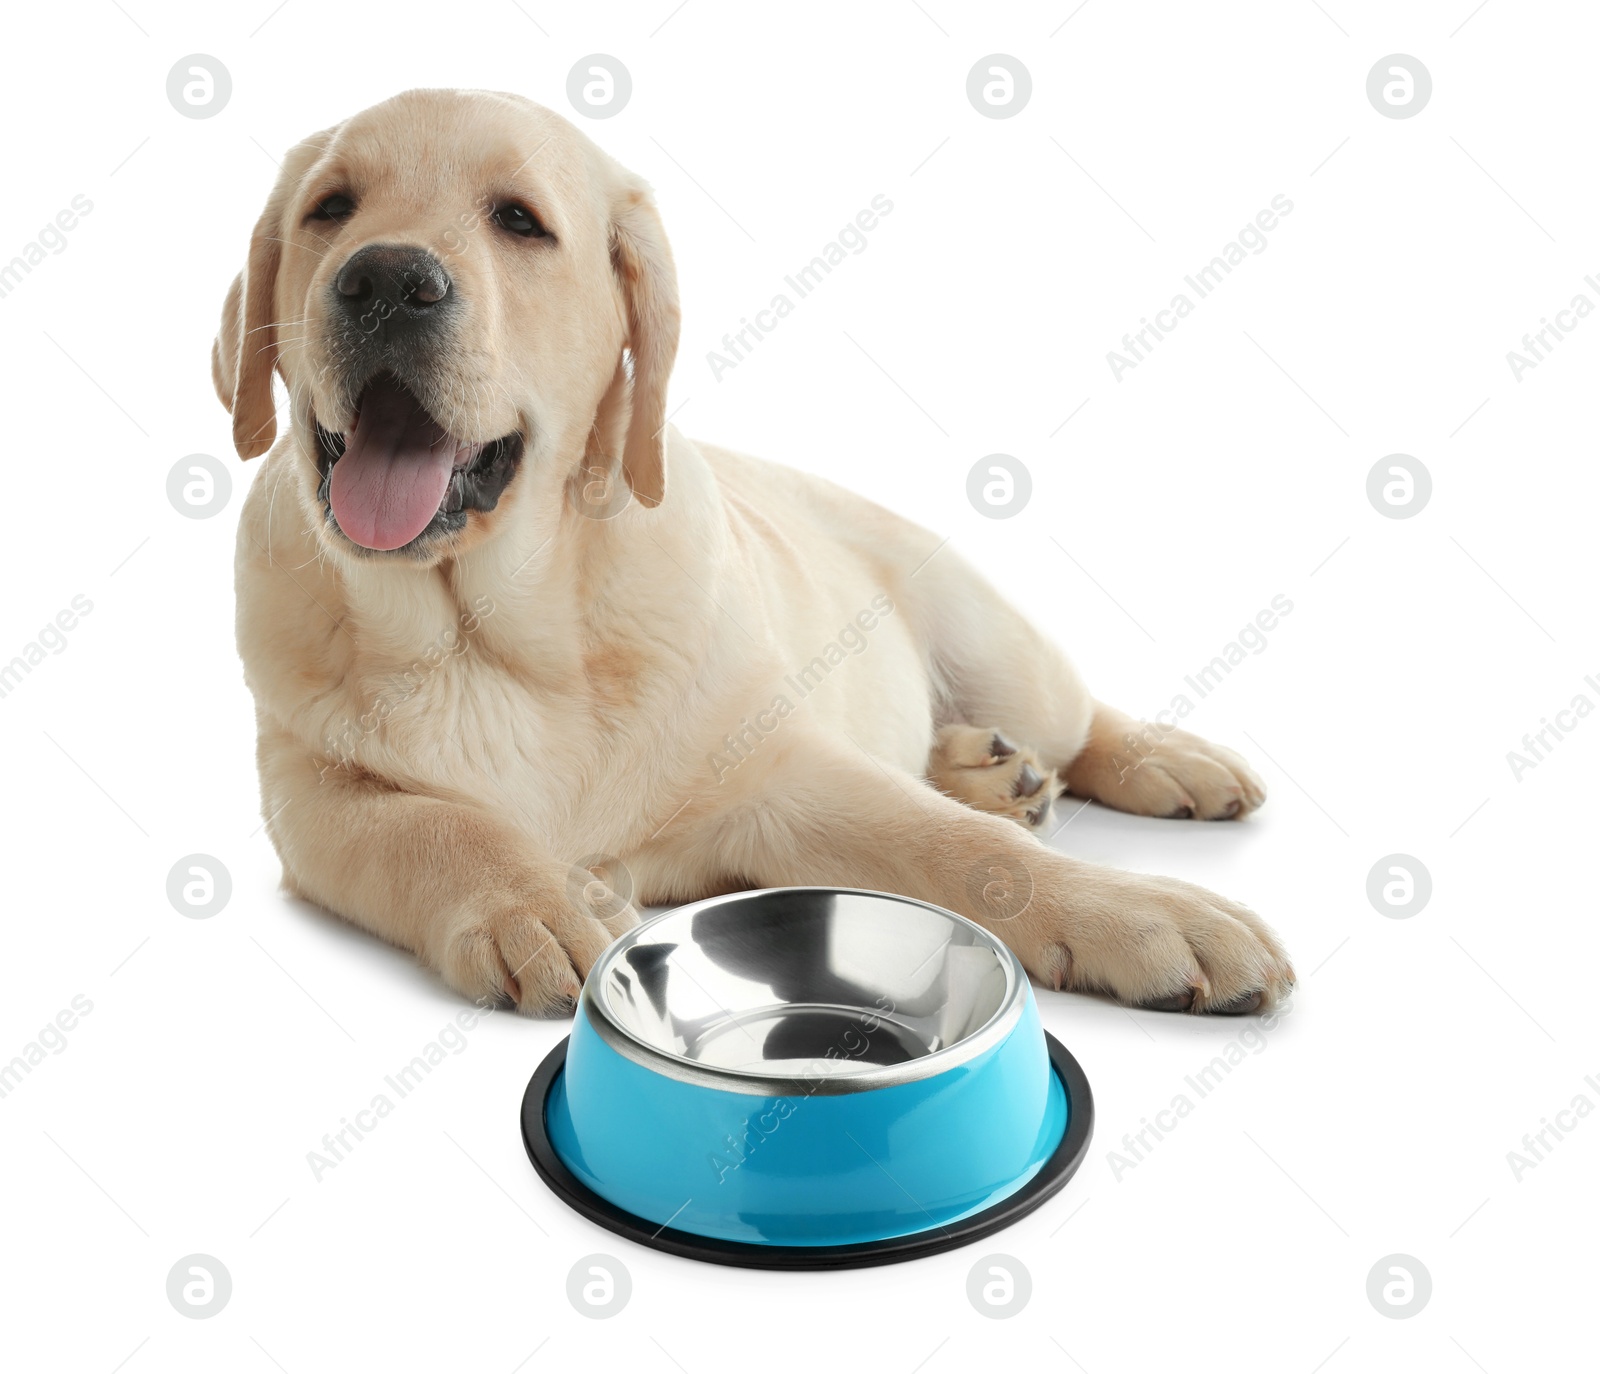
(333, 244), (452, 333)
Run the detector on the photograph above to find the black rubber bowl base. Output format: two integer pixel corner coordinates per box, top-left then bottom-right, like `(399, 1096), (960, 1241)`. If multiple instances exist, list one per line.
(519, 1032), (1094, 1271)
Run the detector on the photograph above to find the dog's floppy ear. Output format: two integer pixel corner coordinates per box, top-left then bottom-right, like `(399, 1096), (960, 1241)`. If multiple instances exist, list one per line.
(212, 129), (335, 460)
(608, 178), (680, 509)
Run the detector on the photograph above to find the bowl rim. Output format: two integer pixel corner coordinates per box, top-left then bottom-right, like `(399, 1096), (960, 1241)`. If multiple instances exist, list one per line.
(580, 886), (1028, 1096)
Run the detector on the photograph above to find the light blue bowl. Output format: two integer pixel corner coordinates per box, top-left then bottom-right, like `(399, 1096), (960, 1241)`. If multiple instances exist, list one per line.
(522, 888), (1092, 1267)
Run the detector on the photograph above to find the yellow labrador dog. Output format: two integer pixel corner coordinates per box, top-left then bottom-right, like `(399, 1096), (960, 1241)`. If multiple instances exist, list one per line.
(217, 89), (1293, 1017)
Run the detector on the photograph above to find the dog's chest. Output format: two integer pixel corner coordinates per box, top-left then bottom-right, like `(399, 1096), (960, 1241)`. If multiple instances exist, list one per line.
(337, 646), (582, 796)
(325, 633), (663, 842)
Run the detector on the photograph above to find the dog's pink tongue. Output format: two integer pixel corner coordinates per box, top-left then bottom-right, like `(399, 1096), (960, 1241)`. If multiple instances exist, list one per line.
(329, 379), (458, 550)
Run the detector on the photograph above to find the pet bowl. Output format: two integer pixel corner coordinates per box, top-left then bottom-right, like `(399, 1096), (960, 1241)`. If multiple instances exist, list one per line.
(520, 887), (1093, 1268)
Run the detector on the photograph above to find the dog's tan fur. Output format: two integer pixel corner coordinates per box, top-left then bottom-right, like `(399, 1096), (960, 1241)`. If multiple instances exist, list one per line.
(218, 89), (1293, 1016)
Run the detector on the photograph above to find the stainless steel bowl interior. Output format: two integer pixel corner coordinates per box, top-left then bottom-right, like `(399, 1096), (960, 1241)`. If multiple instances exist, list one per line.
(584, 888), (1023, 1093)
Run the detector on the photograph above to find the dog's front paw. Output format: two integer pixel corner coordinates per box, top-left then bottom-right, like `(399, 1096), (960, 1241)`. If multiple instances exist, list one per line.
(991, 861), (1293, 1013)
(929, 724), (1062, 828)
(437, 879), (635, 1016)
(1065, 713), (1265, 820)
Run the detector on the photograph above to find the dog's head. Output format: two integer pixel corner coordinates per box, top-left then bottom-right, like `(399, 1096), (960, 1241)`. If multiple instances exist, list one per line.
(212, 88), (678, 560)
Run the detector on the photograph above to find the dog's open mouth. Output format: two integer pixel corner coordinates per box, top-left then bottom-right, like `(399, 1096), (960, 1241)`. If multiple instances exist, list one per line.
(314, 375), (523, 552)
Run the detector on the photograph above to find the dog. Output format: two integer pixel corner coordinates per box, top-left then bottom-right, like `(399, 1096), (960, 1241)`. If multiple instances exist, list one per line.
(215, 88), (1293, 1018)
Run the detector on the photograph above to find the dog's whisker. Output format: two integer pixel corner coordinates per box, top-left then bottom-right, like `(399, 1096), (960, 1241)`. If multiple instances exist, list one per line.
(260, 235), (333, 261)
(244, 315), (311, 338)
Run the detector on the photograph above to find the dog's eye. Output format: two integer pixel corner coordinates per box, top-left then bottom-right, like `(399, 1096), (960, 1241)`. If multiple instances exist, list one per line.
(493, 203), (547, 238)
(308, 194), (356, 222)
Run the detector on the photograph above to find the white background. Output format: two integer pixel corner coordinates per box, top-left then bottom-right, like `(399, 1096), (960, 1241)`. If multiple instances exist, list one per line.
(1, 1), (1594, 1370)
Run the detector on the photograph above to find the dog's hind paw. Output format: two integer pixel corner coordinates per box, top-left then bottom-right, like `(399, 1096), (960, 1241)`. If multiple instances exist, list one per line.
(928, 724), (1062, 829)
